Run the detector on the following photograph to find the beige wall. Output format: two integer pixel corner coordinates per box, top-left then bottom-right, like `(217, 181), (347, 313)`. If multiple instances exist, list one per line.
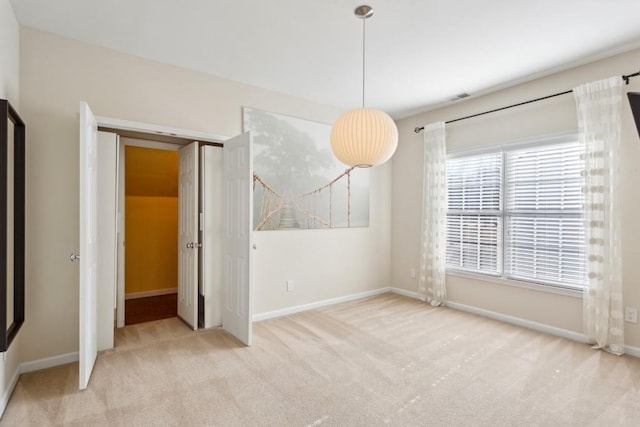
(0, 0), (21, 407)
(0, 0), (18, 105)
(392, 48), (640, 346)
(254, 159), (390, 313)
(18, 26), (392, 362)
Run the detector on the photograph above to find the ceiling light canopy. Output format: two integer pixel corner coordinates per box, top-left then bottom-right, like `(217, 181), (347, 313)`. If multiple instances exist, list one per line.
(330, 5), (398, 168)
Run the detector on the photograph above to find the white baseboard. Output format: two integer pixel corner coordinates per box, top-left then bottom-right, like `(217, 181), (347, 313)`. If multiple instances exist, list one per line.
(125, 288), (177, 300)
(0, 351), (80, 417)
(389, 287), (424, 301)
(20, 352), (79, 374)
(252, 287), (392, 322)
(446, 300), (590, 343)
(388, 287), (589, 343)
(447, 300), (640, 357)
(0, 365), (20, 418)
(388, 287), (640, 358)
(624, 345), (640, 358)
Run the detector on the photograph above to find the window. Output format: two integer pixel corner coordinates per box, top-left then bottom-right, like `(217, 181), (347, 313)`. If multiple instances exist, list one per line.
(446, 152), (502, 275)
(446, 135), (587, 290)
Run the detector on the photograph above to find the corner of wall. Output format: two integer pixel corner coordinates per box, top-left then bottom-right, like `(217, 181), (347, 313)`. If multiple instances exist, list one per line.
(0, 0), (22, 417)
(390, 47), (640, 347)
(0, 342), (21, 418)
(0, 0), (19, 107)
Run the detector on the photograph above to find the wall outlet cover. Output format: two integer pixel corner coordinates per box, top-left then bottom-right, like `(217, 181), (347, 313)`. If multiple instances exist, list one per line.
(624, 307), (638, 324)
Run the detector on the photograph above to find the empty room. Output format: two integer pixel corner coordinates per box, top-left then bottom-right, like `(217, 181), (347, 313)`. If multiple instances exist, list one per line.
(2, 0), (640, 425)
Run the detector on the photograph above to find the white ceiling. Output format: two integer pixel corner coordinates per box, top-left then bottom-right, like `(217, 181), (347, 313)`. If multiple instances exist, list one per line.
(10, 0), (640, 118)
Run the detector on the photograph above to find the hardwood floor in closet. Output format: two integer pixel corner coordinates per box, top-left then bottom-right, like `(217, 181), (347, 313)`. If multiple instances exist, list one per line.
(125, 293), (177, 325)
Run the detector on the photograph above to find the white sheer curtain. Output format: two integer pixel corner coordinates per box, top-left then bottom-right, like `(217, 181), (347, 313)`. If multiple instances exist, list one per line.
(419, 122), (447, 306)
(574, 76), (624, 355)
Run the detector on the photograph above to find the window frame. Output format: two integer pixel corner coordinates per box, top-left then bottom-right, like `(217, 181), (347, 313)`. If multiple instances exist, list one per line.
(445, 131), (586, 294)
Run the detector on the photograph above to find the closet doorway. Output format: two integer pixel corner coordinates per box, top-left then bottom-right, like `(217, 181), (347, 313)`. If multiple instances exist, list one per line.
(122, 140), (180, 325)
(78, 103), (254, 390)
(110, 135), (225, 333)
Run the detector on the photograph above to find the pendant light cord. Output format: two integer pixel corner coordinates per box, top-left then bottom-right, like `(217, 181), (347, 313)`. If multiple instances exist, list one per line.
(362, 16), (366, 108)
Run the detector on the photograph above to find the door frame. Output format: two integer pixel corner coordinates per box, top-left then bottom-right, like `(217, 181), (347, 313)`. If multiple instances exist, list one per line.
(96, 116), (227, 144)
(94, 115), (227, 344)
(116, 136), (181, 328)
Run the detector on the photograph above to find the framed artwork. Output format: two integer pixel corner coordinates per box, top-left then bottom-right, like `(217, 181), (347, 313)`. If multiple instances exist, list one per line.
(1, 99), (25, 353)
(243, 107), (369, 231)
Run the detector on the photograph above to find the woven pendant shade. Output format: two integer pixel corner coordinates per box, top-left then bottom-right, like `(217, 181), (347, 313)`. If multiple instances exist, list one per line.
(330, 107), (398, 167)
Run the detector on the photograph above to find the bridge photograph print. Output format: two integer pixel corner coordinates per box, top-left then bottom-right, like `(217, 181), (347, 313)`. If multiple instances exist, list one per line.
(243, 107), (370, 231)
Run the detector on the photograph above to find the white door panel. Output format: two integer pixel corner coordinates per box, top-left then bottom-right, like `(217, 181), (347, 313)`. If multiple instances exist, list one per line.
(201, 146), (223, 328)
(178, 142), (199, 329)
(97, 131), (118, 351)
(222, 132), (253, 345)
(116, 140), (125, 328)
(79, 102), (98, 390)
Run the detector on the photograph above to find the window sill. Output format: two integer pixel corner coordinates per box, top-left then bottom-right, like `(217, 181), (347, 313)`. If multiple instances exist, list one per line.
(446, 270), (584, 299)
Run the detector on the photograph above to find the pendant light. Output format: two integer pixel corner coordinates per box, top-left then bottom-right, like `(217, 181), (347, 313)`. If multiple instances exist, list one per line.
(330, 5), (398, 168)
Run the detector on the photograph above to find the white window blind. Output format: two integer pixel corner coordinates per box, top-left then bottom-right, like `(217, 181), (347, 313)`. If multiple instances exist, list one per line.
(446, 152), (502, 275)
(445, 135), (587, 290)
(504, 142), (586, 288)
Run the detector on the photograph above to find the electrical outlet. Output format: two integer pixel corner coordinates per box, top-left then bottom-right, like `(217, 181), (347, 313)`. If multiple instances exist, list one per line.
(625, 307), (638, 324)
(409, 268), (416, 279)
(287, 280), (295, 292)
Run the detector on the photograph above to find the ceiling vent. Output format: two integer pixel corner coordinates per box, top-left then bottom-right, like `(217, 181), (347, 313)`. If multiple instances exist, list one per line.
(450, 92), (471, 102)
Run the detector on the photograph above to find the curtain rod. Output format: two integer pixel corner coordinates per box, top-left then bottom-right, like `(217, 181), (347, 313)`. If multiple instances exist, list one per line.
(414, 70), (640, 133)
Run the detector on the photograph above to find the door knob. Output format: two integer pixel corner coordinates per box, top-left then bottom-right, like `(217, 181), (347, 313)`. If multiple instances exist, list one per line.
(70, 253), (80, 262)
(186, 242), (202, 249)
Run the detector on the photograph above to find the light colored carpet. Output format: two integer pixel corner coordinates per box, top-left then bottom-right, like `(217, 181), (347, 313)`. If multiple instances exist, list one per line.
(2, 293), (640, 426)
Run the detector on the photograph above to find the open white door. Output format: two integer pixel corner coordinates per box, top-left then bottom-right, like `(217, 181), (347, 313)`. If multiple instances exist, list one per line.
(178, 142), (199, 329)
(78, 102), (98, 390)
(201, 146), (223, 328)
(222, 132), (253, 345)
(96, 131), (118, 351)
(115, 139), (125, 328)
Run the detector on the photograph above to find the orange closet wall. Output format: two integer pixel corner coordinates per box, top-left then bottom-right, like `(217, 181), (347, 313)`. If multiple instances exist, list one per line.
(124, 146), (179, 295)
